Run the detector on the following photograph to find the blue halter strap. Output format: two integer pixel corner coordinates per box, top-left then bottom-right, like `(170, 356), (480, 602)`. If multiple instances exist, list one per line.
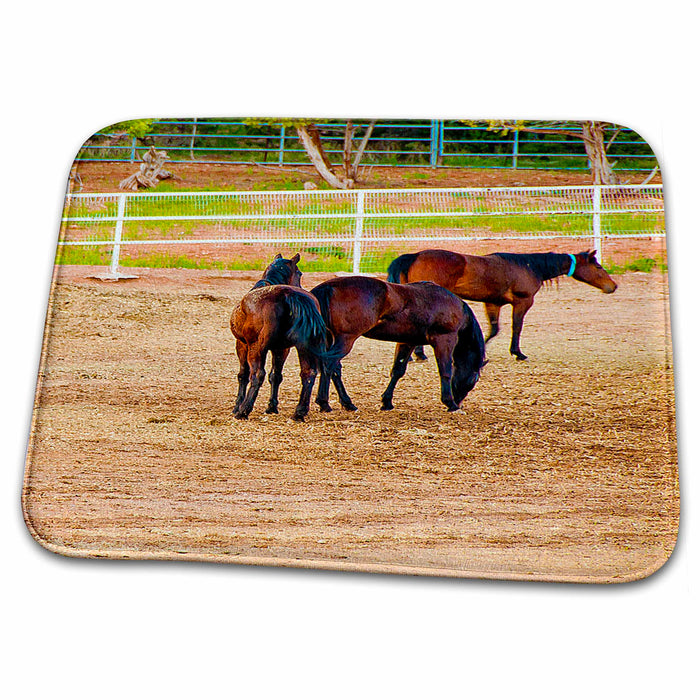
(566, 254), (577, 277)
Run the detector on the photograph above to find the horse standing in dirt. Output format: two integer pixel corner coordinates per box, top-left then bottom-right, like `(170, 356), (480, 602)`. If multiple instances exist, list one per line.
(230, 254), (330, 421)
(310, 277), (486, 413)
(388, 249), (617, 361)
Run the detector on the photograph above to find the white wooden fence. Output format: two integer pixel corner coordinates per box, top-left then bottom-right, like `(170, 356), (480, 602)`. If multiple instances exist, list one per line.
(59, 185), (665, 278)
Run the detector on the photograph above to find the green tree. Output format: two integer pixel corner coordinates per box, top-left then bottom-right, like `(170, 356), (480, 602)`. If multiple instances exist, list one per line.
(468, 119), (644, 184)
(247, 118), (375, 189)
(108, 119), (157, 142)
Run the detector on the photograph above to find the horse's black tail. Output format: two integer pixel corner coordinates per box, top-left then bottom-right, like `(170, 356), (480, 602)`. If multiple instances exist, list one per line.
(452, 302), (487, 406)
(387, 253), (419, 284)
(285, 293), (332, 359)
(308, 284), (345, 373)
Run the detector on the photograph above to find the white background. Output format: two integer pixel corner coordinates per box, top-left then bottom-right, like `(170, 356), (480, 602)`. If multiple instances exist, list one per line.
(3, 2), (697, 697)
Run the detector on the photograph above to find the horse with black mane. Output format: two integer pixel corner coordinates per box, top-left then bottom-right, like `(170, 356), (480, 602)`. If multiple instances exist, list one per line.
(310, 276), (486, 413)
(230, 253), (331, 421)
(388, 248), (617, 361)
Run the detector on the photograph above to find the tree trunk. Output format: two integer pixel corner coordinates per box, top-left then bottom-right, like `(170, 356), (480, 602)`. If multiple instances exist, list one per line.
(342, 122), (358, 181)
(349, 120), (376, 181)
(119, 146), (173, 191)
(581, 121), (621, 185)
(296, 124), (355, 190)
(476, 120), (626, 185)
(296, 121), (376, 189)
(296, 124), (352, 189)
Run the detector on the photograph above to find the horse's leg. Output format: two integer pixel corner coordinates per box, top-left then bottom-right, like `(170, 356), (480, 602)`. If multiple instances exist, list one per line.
(483, 303), (502, 343)
(380, 343), (415, 410)
(331, 364), (357, 411)
(292, 349), (319, 422)
(316, 335), (356, 413)
(265, 347), (290, 414)
(234, 345), (269, 419)
(411, 346), (428, 362)
(510, 297), (534, 360)
(233, 340), (249, 415)
(315, 363), (334, 413)
(432, 335), (460, 411)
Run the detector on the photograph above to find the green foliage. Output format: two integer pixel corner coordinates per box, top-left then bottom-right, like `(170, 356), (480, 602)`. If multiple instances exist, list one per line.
(60, 245), (666, 276)
(605, 257), (667, 274)
(244, 117), (330, 129)
(55, 245), (667, 276)
(107, 119), (157, 140)
(303, 245), (346, 259)
(120, 252), (220, 270)
(55, 246), (110, 266)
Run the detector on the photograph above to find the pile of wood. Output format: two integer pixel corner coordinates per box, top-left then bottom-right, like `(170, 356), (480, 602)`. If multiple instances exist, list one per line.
(119, 146), (173, 190)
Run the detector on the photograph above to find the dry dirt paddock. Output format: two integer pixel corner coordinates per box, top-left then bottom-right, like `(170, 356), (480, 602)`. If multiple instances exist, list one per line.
(23, 265), (678, 583)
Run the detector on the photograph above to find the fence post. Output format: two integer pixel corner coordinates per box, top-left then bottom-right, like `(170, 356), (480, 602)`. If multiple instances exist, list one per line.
(278, 125), (286, 165)
(512, 130), (519, 169)
(130, 137), (137, 163)
(430, 120), (439, 168)
(189, 117), (198, 161)
(353, 190), (365, 273)
(592, 185), (603, 260)
(109, 193), (127, 278)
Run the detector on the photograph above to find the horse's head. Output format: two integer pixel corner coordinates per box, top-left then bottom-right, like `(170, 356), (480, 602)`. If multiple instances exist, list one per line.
(571, 251), (617, 294)
(264, 253), (303, 287)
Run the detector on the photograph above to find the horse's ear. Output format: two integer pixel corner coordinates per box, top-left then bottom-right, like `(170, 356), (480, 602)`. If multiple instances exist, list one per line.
(273, 253), (282, 260)
(291, 253), (301, 264)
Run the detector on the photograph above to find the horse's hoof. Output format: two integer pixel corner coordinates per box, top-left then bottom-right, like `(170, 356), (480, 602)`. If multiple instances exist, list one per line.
(233, 412), (249, 420)
(265, 406), (279, 414)
(380, 403), (394, 411)
(342, 403), (358, 412)
(514, 353), (528, 361)
(318, 404), (333, 413)
(292, 413), (306, 422)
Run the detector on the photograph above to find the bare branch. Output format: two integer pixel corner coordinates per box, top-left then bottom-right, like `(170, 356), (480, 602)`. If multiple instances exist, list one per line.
(605, 128), (622, 153)
(640, 165), (660, 185)
(351, 120), (376, 178)
(343, 121), (358, 179)
(296, 124), (351, 189)
(119, 146), (173, 191)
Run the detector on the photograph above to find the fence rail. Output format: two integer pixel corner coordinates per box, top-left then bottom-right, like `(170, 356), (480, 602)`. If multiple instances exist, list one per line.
(77, 120), (659, 173)
(59, 185), (665, 278)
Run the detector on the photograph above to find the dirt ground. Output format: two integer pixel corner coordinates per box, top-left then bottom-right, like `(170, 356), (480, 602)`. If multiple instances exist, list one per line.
(70, 161), (662, 194)
(23, 264), (678, 583)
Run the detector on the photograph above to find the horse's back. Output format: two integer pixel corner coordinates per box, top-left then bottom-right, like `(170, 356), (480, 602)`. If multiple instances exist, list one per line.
(311, 276), (391, 334)
(400, 281), (466, 325)
(408, 249), (540, 302)
(372, 280), (466, 340)
(231, 285), (319, 343)
(405, 249), (468, 289)
(403, 249), (504, 300)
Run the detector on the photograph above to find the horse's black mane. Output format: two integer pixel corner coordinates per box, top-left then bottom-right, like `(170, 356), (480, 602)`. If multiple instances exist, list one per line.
(252, 259), (293, 289)
(489, 252), (570, 282)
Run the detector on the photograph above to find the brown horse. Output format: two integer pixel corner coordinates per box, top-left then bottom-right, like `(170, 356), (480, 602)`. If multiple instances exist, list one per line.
(310, 277), (486, 412)
(388, 249), (617, 361)
(230, 254), (330, 421)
